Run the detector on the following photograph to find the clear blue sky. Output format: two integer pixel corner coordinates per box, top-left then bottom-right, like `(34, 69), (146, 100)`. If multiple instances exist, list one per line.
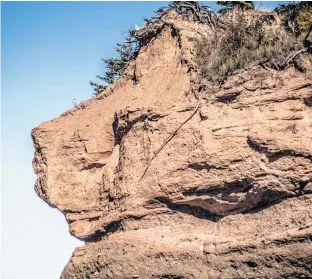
(1, 1), (284, 279)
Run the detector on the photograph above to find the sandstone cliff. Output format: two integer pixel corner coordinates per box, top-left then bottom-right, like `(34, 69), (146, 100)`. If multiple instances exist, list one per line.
(32, 12), (312, 279)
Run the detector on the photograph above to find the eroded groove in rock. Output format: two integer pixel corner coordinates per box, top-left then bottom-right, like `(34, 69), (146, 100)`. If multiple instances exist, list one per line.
(247, 136), (312, 162)
(151, 196), (221, 222)
(112, 107), (170, 145)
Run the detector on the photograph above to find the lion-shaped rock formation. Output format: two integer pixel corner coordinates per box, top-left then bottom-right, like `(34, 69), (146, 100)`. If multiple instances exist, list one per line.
(32, 14), (312, 279)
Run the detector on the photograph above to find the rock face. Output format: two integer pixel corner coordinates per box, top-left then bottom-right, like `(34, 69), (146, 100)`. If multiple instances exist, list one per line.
(32, 15), (312, 279)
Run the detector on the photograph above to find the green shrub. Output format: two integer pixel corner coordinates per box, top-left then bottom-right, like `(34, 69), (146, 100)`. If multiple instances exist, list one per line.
(275, 2), (312, 36)
(298, 6), (312, 33)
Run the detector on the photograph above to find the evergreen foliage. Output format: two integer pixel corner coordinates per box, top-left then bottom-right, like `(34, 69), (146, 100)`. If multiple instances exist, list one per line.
(90, 33), (138, 96)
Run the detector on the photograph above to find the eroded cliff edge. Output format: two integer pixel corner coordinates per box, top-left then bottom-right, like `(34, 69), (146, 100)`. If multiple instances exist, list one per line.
(32, 13), (312, 279)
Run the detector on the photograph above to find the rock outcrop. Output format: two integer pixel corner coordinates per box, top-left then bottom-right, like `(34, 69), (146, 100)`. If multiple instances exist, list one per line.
(32, 14), (312, 279)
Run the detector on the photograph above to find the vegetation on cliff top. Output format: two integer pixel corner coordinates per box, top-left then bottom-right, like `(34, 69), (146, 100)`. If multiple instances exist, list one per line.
(90, 1), (312, 95)
(196, 1), (312, 83)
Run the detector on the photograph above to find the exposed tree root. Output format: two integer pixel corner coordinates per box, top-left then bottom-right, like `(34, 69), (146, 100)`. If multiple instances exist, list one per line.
(139, 99), (200, 182)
